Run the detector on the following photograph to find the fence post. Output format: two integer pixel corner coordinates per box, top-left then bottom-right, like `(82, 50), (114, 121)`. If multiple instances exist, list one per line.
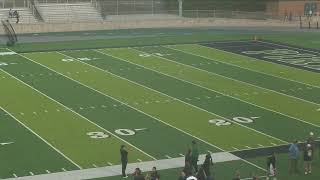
(299, 16), (302, 29)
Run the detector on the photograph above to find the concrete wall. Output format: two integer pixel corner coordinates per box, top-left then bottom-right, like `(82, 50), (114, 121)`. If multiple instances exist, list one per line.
(0, 18), (298, 35)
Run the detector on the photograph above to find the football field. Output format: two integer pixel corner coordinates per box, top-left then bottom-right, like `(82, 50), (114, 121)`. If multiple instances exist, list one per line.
(0, 40), (320, 179)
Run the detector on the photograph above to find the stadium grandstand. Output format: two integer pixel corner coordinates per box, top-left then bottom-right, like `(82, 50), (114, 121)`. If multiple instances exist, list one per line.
(0, 0), (319, 180)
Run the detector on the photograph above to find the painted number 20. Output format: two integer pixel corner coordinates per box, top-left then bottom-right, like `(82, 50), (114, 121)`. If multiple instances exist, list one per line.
(209, 117), (254, 126)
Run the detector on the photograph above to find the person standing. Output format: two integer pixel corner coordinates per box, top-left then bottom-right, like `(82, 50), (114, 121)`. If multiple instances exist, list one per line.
(185, 149), (192, 166)
(191, 140), (199, 173)
(149, 167), (160, 180)
(120, 145), (129, 178)
(133, 168), (145, 180)
(202, 153), (213, 178)
(289, 140), (300, 174)
(303, 143), (313, 175)
(266, 152), (276, 180)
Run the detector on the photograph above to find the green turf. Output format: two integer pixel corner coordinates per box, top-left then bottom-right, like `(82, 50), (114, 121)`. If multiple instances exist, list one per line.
(0, 68), (150, 168)
(152, 45), (320, 104)
(0, 28), (319, 179)
(23, 51), (283, 150)
(0, 109), (77, 179)
(101, 47), (320, 128)
(173, 44), (320, 89)
(4, 28), (320, 53)
(0, 54), (217, 159)
(58, 49), (320, 144)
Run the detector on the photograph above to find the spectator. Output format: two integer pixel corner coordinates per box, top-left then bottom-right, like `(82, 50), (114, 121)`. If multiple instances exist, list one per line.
(120, 145), (128, 178)
(202, 153), (213, 177)
(307, 132), (315, 151)
(178, 171), (187, 180)
(15, 11), (20, 24)
(8, 8), (13, 18)
(232, 170), (241, 180)
(133, 168), (145, 180)
(196, 166), (207, 180)
(304, 143), (313, 174)
(289, 140), (300, 174)
(149, 167), (160, 180)
(266, 152), (276, 180)
(185, 149), (192, 165)
(184, 161), (193, 177)
(191, 140), (199, 173)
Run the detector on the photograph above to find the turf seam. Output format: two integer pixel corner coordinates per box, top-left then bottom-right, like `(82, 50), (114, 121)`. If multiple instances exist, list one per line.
(130, 48), (320, 129)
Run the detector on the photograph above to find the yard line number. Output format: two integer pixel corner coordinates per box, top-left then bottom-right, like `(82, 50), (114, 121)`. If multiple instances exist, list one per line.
(139, 53), (171, 58)
(87, 128), (146, 139)
(62, 57), (99, 62)
(209, 117), (258, 126)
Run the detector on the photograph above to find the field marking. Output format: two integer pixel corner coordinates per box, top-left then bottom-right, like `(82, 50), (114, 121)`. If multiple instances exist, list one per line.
(1, 62), (156, 161)
(55, 50), (268, 172)
(100, 48), (291, 144)
(160, 46), (320, 107)
(0, 106), (82, 169)
(96, 49), (288, 144)
(19, 52), (237, 158)
(257, 40), (320, 55)
(167, 45), (320, 90)
(129, 48), (320, 129)
(189, 43), (320, 87)
(0, 142), (14, 146)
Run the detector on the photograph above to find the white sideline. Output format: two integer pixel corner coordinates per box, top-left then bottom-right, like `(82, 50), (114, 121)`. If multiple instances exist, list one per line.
(3, 152), (240, 180)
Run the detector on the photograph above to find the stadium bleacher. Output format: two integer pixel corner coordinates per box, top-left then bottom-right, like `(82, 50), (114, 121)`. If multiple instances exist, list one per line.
(35, 2), (102, 23)
(0, 8), (37, 24)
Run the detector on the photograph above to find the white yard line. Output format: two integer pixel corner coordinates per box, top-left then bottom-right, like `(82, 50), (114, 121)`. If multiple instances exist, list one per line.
(1, 65), (156, 161)
(167, 45), (320, 89)
(0, 106), (82, 169)
(20, 51), (268, 173)
(96, 48), (288, 144)
(129, 48), (320, 129)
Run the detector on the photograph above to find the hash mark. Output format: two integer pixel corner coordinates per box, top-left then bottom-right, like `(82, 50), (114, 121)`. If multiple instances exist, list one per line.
(165, 155), (172, 159)
(46, 170), (51, 174)
(93, 164), (98, 168)
(271, 143), (277, 146)
(13, 174), (18, 178)
(179, 154), (185, 157)
(232, 147), (239, 150)
(137, 159), (142, 162)
(107, 162), (113, 166)
(245, 146), (251, 149)
(29, 172), (34, 176)
(62, 168), (67, 172)
(258, 144), (264, 147)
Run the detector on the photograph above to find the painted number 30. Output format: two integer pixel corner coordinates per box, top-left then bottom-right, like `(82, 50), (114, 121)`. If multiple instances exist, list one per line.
(87, 132), (110, 139)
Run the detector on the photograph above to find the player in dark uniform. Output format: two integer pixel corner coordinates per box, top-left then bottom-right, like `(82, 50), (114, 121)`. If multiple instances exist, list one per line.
(266, 152), (276, 180)
(304, 143), (313, 175)
(120, 145), (128, 178)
